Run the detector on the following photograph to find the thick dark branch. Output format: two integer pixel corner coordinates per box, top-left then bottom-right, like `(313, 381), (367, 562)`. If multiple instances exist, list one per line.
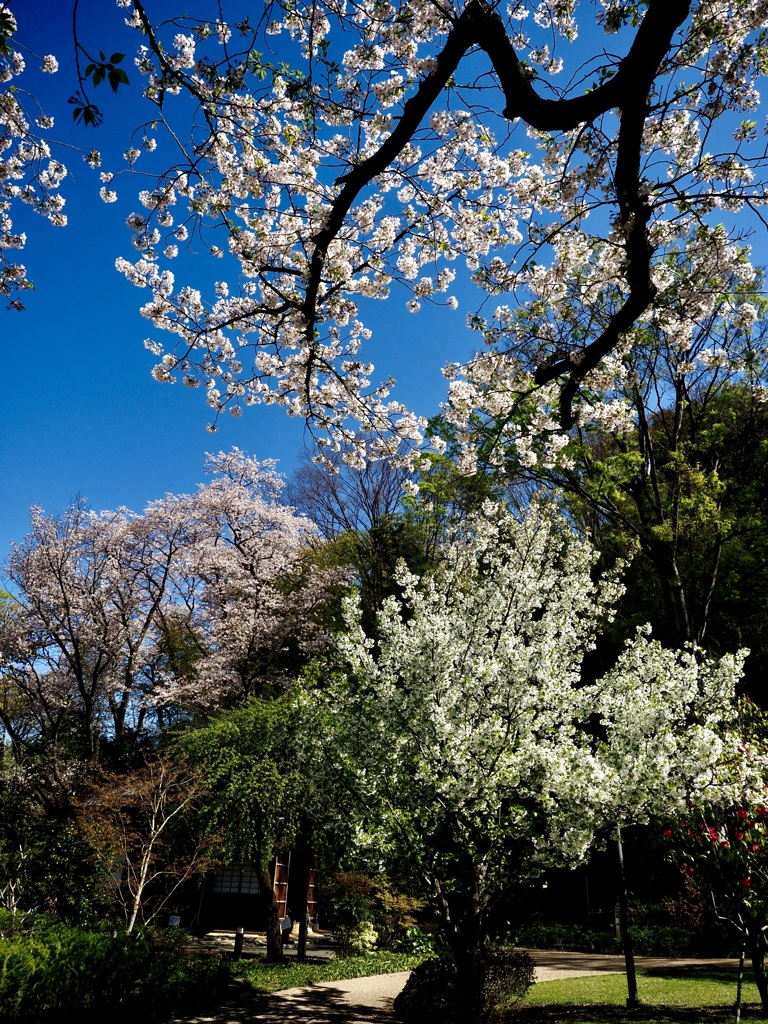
(301, 0), (691, 425)
(302, 6), (476, 344)
(530, 0), (676, 426)
(535, 98), (657, 423)
(475, 0), (691, 131)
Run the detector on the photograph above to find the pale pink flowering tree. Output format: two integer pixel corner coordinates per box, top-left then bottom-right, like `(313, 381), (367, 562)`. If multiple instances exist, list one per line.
(0, 498), (199, 759)
(0, 450), (347, 761)
(171, 449), (349, 708)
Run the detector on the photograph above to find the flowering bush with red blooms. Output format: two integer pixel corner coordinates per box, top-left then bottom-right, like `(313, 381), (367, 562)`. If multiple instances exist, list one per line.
(662, 801), (768, 1009)
(657, 700), (768, 1008)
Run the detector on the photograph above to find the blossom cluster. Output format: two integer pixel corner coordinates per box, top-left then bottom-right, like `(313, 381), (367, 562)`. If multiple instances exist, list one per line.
(0, 9), (65, 306)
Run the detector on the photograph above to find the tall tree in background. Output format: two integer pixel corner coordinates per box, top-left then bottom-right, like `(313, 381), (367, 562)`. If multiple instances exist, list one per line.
(0, 450), (345, 765)
(0, 499), (196, 761)
(182, 449), (348, 707)
(290, 449), (437, 634)
(439, 253), (768, 688)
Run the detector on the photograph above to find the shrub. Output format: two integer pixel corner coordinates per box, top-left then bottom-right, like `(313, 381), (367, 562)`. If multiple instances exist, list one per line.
(318, 871), (378, 955)
(346, 921), (379, 955)
(368, 877), (425, 948)
(482, 949), (536, 1020)
(393, 957), (460, 1024)
(516, 920), (621, 954)
(516, 916), (736, 958)
(393, 950), (535, 1024)
(0, 920), (224, 1022)
(392, 925), (445, 957)
(319, 871), (424, 954)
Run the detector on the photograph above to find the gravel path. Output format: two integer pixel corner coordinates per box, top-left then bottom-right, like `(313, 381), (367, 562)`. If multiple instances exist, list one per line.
(172, 950), (741, 1023)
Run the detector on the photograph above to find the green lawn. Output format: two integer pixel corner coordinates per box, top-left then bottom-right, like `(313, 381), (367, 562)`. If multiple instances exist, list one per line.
(513, 966), (768, 1023)
(234, 950), (424, 994)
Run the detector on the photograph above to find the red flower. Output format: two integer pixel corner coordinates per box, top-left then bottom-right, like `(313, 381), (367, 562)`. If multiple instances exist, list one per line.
(737, 809), (750, 821)
(741, 878), (752, 888)
(662, 829), (673, 837)
(736, 831), (744, 841)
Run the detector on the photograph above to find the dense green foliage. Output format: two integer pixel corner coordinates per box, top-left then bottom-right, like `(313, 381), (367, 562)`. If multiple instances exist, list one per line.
(0, 914), (224, 1022)
(175, 696), (307, 961)
(514, 920), (726, 959)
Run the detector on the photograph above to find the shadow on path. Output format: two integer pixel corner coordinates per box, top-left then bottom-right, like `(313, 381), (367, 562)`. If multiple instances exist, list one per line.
(175, 978), (401, 1024)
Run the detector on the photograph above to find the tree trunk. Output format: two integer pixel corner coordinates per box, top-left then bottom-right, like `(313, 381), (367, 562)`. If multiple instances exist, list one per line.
(292, 847), (310, 962)
(259, 865), (283, 962)
(440, 863), (490, 1018)
(648, 540), (694, 644)
(749, 930), (768, 1013)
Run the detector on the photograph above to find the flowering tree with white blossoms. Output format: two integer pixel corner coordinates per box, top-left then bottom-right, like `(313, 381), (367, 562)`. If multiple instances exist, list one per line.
(6, 1), (768, 456)
(308, 500), (752, 997)
(0, 6), (64, 307)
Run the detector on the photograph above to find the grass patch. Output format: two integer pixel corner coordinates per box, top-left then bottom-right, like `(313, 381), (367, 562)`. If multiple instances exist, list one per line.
(235, 951), (426, 994)
(512, 966), (768, 1023)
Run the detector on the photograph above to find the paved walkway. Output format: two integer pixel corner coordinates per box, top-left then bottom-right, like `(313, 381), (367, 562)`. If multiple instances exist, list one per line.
(173, 948), (741, 1024)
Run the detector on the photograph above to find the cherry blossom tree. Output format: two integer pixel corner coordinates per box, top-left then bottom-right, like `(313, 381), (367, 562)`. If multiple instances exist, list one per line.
(0, 5), (66, 308)
(0, 499), (196, 760)
(305, 500), (754, 1002)
(6, 1), (768, 455)
(0, 450), (346, 762)
(175, 448), (349, 707)
(119, 0), (768, 456)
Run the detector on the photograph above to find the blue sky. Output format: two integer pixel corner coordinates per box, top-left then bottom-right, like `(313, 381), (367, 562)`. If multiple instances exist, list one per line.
(1, 0), (475, 558)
